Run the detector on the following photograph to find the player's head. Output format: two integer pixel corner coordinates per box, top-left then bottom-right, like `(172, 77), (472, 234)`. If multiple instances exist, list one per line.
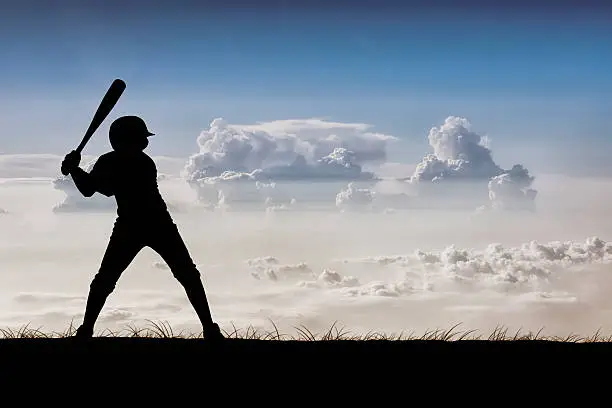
(109, 115), (154, 151)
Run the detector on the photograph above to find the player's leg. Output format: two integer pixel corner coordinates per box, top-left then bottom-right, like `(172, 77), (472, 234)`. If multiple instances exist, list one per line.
(148, 222), (223, 340)
(76, 224), (144, 338)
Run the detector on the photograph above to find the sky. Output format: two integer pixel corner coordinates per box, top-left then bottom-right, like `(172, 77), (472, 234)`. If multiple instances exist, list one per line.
(1, 0), (611, 175)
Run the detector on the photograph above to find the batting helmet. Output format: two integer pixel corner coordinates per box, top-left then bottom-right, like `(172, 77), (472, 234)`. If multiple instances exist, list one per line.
(110, 115), (155, 138)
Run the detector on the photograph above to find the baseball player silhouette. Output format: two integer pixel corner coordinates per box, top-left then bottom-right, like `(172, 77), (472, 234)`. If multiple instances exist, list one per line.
(61, 115), (224, 341)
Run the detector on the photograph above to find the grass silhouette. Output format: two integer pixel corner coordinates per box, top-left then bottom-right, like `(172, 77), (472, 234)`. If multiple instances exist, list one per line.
(2, 320), (612, 342)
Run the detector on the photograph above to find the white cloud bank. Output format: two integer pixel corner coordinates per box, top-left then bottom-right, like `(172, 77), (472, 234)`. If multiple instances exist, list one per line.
(182, 118), (395, 209)
(247, 236), (612, 297)
(180, 116), (538, 212)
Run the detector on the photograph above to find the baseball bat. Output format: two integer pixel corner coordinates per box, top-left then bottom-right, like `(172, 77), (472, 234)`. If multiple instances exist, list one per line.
(61, 78), (126, 175)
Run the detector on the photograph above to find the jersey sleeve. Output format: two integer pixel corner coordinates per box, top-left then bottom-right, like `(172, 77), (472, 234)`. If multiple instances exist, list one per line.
(88, 154), (114, 197)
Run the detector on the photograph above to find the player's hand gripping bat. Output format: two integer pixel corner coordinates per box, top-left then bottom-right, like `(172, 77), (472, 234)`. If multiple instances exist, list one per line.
(60, 79), (126, 175)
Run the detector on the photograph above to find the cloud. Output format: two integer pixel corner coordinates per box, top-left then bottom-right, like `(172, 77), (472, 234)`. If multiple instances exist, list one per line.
(98, 308), (136, 323)
(246, 256), (361, 289)
(243, 236), (612, 302)
(13, 292), (86, 305)
(486, 164), (538, 212)
(410, 116), (503, 182)
(335, 182), (375, 212)
(264, 197), (298, 213)
(399, 116), (537, 211)
(190, 172), (288, 211)
(183, 118), (396, 208)
(341, 236), (612, 295)
(0, 154), (63, 179)
(176, 115), (537, 212)
(152, 261), (170, 270)
(375, 162), (416, 179)
(298, 269), (361, 289)
(234, 118), (396, 164)
(247, 256), (315, 281)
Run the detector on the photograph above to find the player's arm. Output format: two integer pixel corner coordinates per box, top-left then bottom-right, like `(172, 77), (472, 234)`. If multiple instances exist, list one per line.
(62, 152), (113, 197)
(70, 167), (97, 197)
(61, 150), (95, 197)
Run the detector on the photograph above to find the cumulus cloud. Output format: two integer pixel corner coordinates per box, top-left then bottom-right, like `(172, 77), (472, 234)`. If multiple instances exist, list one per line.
(486, 164), (538, 211)
(181, 115), (538, 211)
(410, 116), (502, 182)
(342, 236), (612, 295)
(246, 256), (361, 289)
(183, 118), (395, 208)
(234, 118), (396, 164)
(191, 172), (292, 211)
(335, 182), (375, 212)
(98, 308), (136, 323)
(247, 256), (315, 281)
(247, 237), (612, 302)
(298, 269), (361, 289)
(402, 116), (537, 211)
(342, 281), (414, 297)
(264, 147), (374, 181)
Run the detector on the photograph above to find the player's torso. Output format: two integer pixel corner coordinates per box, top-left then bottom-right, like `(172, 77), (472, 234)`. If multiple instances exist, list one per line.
(101, 151), (169, 219)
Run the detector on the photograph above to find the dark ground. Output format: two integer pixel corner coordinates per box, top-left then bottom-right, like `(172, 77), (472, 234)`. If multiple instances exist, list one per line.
(2, 337), (610, 363)
(0, 337), (601, 405)
(1, 338), (607, 392)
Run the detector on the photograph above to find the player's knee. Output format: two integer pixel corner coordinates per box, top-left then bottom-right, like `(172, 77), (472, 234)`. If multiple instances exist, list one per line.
(90, 270), (119, 296)
(172, 265), (201, 286)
